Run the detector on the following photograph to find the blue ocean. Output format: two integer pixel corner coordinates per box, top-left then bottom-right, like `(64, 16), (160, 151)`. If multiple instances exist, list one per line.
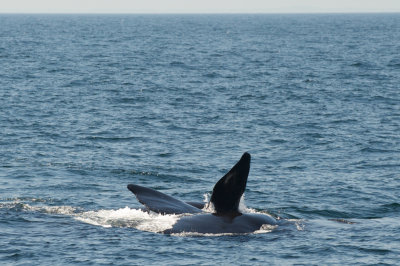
(1, 14), (399, 264)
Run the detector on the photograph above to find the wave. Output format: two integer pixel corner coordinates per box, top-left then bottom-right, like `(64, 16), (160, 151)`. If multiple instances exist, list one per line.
(0, 199), (178, 233)
(75, 207), (179, 233)
(0, 197), (285, 236)
(171, 224), (278, 237)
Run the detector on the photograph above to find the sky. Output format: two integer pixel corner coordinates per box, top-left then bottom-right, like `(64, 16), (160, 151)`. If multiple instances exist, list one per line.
(1, 0), (400, 14)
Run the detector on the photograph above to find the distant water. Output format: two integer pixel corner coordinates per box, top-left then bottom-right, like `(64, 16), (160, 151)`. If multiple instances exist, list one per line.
(1, 14), (399, 264)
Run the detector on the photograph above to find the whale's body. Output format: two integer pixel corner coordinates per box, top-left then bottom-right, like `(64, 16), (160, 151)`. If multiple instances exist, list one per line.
(127, 153), (277, 234)
(164, 212), (277, 234)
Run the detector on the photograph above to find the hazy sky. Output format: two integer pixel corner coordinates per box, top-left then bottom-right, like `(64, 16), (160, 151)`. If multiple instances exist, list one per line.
(1, 0), (400, 13)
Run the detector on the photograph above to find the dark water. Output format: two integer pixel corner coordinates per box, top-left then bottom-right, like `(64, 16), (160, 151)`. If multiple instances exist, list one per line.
(1, 14), (400, 264)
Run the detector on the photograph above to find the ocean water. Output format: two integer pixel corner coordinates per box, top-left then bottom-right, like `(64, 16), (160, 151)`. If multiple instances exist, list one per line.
(0, 14), (399, 265)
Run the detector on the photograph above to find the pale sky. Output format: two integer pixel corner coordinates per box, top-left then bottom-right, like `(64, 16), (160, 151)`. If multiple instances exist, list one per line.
(1, 0), (400, 13)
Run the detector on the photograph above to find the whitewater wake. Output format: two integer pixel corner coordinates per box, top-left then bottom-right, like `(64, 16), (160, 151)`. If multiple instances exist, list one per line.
(1, 197), (286, 236)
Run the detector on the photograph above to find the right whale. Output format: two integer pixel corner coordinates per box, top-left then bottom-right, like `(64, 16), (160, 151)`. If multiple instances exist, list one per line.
(127, 152), (278, 234)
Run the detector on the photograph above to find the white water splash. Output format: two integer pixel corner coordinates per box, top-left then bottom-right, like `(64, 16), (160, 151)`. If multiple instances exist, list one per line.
(0, 200), (79, 215)
(172, 223), (279, 237)
(202, 193), (210, 204)
(24, 204), (79, 215)
(0, 199), (179, 233)
(254, 224), (279, 234)
(171, 232), (238, 237)
(202, 193), (257, 214)
(75, 207), (179, 233)
(1, 198), (281, 235)
(288, 219), (305, 231)
(238, 194), (252, 213)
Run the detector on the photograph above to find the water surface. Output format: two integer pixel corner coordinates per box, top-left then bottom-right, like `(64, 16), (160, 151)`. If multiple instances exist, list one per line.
(1, 14), (399, 264)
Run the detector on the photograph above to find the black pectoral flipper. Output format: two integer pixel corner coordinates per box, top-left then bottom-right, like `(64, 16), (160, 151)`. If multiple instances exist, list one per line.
(127, 184), (202, 214)
(210, 152), (250, 214)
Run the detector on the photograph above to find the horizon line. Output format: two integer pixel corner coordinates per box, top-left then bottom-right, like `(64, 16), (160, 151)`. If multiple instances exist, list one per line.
(1, 11), (400, 15)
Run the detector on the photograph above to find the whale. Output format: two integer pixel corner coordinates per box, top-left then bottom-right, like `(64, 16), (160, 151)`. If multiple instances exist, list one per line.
(127, 152), (278, 234)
